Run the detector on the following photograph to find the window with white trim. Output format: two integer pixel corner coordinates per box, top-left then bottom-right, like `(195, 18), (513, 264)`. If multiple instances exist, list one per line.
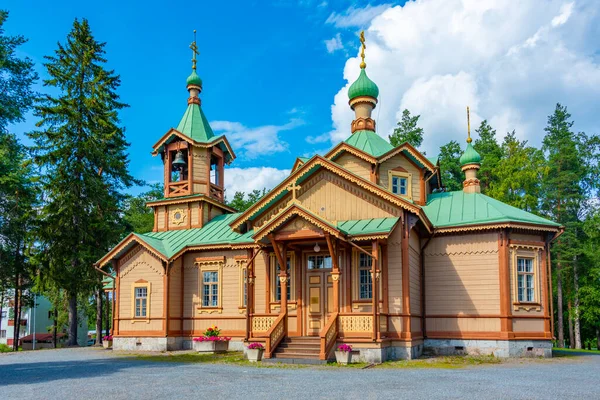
(202, 271), (219, 307)
(135, 287), (148, 317)
(388, 170), (412, 199)
(517, 257), (535, 302)
(307, 254), (332, 270)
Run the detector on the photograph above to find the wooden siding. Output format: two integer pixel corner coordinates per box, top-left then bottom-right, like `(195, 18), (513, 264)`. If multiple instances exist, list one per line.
(424, 233), (500, 315)
(118, 249), (164, 332)
(335, 153), (372, 181)
(387, 225), (403, 313)
(379, 154), (422, 201)
(409, 230), (421, 314)
(254, 252), (268, 314)
(426, 317), (501, 332)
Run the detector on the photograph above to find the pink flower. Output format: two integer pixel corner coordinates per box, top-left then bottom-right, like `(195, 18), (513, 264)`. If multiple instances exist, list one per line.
(247, 342), (264, 350)
(337, 344), (352, 353)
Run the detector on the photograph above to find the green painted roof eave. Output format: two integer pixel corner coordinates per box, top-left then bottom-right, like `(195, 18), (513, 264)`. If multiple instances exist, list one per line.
(176, 103), (215, 143)
(344, 130), (394, 157)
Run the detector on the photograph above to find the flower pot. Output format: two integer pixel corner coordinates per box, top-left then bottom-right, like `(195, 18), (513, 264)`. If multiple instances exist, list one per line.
(247, 348), (264, 363)
(103, 341), (112, 349)
(335, 350), (352, 365)
(193, 340), (229, 354)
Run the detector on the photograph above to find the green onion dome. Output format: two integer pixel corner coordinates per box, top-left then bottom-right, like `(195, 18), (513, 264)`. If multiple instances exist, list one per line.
(460, 142), (482, 166)
(348, 68), (379, 100)
(186, 70), (203, 87)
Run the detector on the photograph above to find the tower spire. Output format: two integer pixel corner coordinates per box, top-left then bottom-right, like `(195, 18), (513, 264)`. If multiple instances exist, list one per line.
(190, 30), (199, 71)
(466, 106), (472, 143)
(359, 30), (367, 69)
(460, 105), (481, 193)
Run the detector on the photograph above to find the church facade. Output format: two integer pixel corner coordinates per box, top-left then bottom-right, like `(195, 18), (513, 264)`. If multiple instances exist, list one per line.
(97, 35), (562, 362)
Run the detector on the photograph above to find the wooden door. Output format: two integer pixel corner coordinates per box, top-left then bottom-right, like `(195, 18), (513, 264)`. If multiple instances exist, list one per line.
(304, 253), (333, 336)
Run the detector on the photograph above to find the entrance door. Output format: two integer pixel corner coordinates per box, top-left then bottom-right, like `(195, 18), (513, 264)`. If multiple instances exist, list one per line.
(304, 253), (333, 336)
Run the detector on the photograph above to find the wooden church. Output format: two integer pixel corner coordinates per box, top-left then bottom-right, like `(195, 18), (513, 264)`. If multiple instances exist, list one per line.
(97, 33), (562, 362)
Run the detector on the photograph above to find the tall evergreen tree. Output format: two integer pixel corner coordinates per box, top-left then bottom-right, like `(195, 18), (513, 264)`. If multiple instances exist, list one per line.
(29, 19), (137, 346)
(389, 109), (424, 149)
(227, 189), (268, 212)
(540, 103), (600, 349)
(487, 131), (545, 213)
(438, 140), (463, 191)
(0, 9), (38, 351)
(473, 120), (502, 193)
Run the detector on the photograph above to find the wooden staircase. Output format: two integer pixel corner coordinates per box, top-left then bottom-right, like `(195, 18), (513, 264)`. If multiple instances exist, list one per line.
(266, 337), (327, 364)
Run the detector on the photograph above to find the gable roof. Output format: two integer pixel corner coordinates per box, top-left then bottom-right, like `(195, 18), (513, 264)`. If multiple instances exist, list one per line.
(229, 154), (426, 232)
(176, 103), (215, 142)
(423, 191), (561, 232)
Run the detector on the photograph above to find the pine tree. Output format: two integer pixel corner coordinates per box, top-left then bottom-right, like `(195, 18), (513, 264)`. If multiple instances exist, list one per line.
(389, 109), (424, 149)
(438, 140), (463, 191)
(29, 19), (137, 346)
(473, 120), (502, 193)
(540, 103), (600, 349)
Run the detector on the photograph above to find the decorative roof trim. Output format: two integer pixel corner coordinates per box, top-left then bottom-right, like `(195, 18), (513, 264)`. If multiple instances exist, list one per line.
(252, 204), (342, 242)
(168, 243), (260, 262)
(378, 142), (436, 172)
(434, 222), (561, 235)
(230, 155), (425, 232)
(146, 194), (236, 213)
(95, 233), (168, 268)
(151, 130), (236, 164)
(291, 158), (306, 173)
(348, 233), (391, 241)
(325, 142), (378, 164)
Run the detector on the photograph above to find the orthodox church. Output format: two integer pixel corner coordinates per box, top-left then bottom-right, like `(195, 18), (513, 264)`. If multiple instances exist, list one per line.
(97, 33), (561, 362)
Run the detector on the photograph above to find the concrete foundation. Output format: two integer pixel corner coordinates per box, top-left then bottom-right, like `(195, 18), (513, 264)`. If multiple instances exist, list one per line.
(114, 337), (246, 352)
(352, 342), (423, 363)
(424, 339), (552, 358)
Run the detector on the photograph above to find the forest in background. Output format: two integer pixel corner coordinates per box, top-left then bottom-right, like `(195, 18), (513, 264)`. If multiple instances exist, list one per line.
(1, 10), (599, 351)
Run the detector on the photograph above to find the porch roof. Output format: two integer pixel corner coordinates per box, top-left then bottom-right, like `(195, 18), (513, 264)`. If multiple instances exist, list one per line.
(337, 217), (400, 238)
(102, 272), (116, 290)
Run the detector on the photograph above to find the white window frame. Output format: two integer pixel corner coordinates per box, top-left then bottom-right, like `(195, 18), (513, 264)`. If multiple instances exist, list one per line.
(131, 281), (151, 322)
(388, 170), (412, 199)
(511, 247), (542, 311)
(195, 257), (224, 314)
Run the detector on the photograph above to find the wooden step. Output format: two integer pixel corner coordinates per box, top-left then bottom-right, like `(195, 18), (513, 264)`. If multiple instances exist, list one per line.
(277, 344), (320, 351)
(272, 352), (321, 359)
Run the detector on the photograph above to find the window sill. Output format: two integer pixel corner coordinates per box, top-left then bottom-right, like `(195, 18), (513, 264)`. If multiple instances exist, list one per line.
(197, 307), (223, 314)
(513, 302), (541, 312)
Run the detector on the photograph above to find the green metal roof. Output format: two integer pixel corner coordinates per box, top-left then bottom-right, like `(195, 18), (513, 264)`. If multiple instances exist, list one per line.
(345, 130), (394, 157)
(423, 191), (561, 228)
(136, 213), (254, 258)
(427, 156), (439, 165)
(298, 157), (310, 163)
(460, 142), (481, 166)
(102, 273), (116, 290)
(176, 103), (215, 143)
(337, 217), (399, 236)
(348, 68), (379, 100)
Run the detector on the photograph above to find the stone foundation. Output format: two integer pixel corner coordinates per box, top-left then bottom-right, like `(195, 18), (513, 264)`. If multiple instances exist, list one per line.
(113, 337), (246, 352)
(351, 342), (423, 363)
(424, 339), (552, 358)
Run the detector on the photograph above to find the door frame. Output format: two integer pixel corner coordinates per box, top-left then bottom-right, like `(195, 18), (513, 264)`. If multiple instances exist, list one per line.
(302, 251), (333, 336)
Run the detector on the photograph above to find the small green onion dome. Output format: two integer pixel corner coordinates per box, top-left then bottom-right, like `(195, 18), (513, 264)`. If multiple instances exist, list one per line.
(460, 142), (482, 166)
(186, 70), (202, 87)
(348, 68), (379, 100)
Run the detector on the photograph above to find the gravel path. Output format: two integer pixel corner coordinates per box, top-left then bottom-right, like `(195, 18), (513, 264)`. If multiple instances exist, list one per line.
(1, 348), (598, 399)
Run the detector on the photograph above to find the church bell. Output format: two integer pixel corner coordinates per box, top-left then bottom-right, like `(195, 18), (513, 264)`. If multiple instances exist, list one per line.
(172, 150), (187, 171)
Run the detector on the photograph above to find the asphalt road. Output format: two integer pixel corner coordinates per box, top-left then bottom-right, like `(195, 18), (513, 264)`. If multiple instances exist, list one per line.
(1, 348), (598, 399)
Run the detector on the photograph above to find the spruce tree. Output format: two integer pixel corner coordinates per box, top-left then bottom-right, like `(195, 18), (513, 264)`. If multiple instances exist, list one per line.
(473, 120), (502, 193)
(389, 109), (424, 149)
(438, 140), (463, 191)
(29, 19), (137, 346)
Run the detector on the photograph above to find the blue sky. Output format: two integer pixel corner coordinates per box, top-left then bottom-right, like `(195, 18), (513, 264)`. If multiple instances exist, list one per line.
(5, 0), (600, 198)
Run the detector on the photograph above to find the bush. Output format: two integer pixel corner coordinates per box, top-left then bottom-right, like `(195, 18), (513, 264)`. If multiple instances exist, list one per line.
(0, 344), (12, 353)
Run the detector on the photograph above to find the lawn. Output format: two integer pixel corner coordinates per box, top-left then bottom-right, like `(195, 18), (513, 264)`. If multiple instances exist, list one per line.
(553, 347), (600, 354)
(125, 351), (503, 370)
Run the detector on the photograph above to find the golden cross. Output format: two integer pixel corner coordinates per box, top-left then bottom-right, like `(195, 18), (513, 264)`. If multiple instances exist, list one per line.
(190, 30), (199, 71)
(359, 30), (366, 69)
(466, 106), (472, 143)
(286, 181), (301, 202)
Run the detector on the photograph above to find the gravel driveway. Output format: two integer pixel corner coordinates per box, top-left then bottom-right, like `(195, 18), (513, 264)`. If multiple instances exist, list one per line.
(1, 348), (598, 399)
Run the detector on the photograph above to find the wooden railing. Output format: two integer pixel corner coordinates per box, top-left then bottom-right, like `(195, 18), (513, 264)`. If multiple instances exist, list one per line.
(319, 312), (339, 360)
(250, 314), (277, 335)
(338, 313), (373, 337)
(264, 312), (286, 358)
(167, 181), (190, 196)
(209, 183), (224, 202)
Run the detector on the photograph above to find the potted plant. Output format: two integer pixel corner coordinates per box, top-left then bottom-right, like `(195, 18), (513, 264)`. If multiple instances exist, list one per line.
(335, 344), (352, 365)
(246, 342), (265, 362)
(103, 335), (113, 349)
(193, 326), (231, 353)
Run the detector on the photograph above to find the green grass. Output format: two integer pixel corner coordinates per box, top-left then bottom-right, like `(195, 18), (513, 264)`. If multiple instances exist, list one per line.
(554, 347), (600, 354)
(379, 355), (502, 369)
(129, 351), (306, 369)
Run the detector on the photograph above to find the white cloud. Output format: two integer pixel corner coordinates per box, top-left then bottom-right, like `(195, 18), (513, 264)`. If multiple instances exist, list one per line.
(211, 118), (305, 160)
(326, 4), (391, 27)
(224, 167), (291, 199)
(325, 33), (344, 53)
(328, 0), (600, 156)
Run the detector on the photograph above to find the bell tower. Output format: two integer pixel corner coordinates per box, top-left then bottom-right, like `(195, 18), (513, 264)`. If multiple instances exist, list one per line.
(148, 31), (236, 232)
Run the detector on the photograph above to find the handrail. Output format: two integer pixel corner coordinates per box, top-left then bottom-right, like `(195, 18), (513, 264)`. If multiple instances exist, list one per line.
(264, 312), (286, 358)
(319, 312), (339, 360)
